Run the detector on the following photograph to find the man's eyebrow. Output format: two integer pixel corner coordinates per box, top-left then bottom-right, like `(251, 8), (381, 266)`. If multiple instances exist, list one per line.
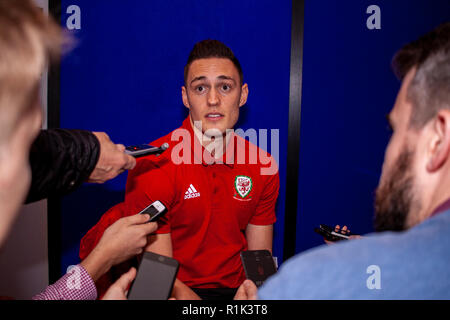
(217, 75), (236, 83)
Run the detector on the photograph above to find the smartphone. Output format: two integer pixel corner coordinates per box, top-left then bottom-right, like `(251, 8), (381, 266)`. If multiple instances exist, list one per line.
(240, 250), (277, 287)
(125, 144), (161, 158)
(314, 224), (350, 242)
(127, 252), (179, 300)
(138, 200), (167, 222)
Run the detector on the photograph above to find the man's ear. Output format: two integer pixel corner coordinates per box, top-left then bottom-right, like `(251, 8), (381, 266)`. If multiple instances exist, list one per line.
(181, 86), (190, 110)
(239, 83), (249, 108)
(426, 110), (450, 172)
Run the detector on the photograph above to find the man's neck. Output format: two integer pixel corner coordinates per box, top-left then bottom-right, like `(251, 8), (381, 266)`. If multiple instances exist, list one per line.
(427, 179), (450, 218)
(416, 168), (450, 223)
(189, 117), (232, 159)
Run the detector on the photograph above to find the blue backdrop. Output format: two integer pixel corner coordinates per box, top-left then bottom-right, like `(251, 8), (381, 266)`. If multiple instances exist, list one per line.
(57, 0), (450, 277)
(59, 0), (291, 275)
(296, 0), (450, 253)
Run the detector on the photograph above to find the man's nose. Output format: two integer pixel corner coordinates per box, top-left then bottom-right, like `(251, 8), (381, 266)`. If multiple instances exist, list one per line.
(207, 88), (220, 106)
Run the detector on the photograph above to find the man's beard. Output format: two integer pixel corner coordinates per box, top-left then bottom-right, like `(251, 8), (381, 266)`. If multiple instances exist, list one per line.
(374, 148), (419, 232)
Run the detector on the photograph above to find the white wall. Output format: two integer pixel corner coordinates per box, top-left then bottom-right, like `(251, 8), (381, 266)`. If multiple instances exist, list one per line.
(0, 0), (49, 299)
(0, 201), (48, 299)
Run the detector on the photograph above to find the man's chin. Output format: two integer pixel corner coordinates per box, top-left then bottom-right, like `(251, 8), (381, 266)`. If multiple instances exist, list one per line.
(373, 147), (417, 232)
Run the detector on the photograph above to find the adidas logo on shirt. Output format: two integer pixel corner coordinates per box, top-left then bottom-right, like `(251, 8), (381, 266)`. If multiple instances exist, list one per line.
(184, 184), (201, 199)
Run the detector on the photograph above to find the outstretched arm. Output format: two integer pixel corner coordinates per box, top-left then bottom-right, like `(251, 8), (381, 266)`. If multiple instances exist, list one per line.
(26, 129), (135, 203)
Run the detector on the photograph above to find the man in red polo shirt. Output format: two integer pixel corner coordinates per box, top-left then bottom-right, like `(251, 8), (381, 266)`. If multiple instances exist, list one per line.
(80, 40), (279, 300)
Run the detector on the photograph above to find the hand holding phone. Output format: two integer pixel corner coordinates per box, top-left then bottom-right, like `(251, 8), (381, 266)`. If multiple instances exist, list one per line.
(314, 224), (351, 242)
(127, 252), (179, 300)
(240, 250), (277, 287)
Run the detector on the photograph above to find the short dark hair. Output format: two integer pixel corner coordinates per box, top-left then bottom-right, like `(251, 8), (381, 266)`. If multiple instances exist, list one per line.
(392, 22), (450, 128)
(184, 39), (243, 85)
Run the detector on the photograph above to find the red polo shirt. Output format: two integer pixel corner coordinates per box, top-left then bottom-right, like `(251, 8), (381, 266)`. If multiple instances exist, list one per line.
(80, 117), (279, 290)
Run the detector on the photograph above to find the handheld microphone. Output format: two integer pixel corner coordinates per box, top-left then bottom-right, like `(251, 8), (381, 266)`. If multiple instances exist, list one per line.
(125, 143), (170, 158)
(160, 143), (169, 151)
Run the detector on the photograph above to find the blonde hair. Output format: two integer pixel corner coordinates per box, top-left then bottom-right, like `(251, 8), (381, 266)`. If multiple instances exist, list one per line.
(0, 0), (63, 142)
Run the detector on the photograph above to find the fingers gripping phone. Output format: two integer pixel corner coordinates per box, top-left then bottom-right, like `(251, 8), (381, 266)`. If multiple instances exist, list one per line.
(138, 200), (167, 222)
(125, 143), (169, 158)
(314, 224), (350, 242)
(127, 252), (179, 300)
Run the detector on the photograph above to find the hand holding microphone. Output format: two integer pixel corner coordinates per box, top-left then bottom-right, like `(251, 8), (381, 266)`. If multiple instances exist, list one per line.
(88, 132), (136, 183)
(88, 131), (169, 184)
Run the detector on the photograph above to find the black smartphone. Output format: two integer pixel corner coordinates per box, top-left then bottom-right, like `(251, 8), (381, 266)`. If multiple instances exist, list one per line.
(137, 200), (167, 222)
(127, 252), (179, 300)
(240, 250), (277, 287)
(314, 224), (350, 242)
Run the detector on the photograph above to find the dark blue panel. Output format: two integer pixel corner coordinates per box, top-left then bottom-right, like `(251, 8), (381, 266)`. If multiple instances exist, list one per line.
(59, 0), (291, 275)
(296, 0), (450, 254)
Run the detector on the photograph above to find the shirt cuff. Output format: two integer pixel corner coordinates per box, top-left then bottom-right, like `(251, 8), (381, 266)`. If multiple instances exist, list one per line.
(32, 264), (97, 300)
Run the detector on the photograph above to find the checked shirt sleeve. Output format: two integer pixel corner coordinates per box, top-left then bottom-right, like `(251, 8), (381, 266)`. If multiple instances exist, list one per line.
(32, 265), (97, 300)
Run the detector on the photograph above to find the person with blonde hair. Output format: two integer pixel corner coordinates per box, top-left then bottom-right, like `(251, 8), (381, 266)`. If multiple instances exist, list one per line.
(0, 0), (152, 300)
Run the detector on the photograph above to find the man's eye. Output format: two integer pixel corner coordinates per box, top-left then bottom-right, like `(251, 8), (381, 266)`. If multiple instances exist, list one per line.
(196, 86), (205, 92)
(222, 84), (231, 91)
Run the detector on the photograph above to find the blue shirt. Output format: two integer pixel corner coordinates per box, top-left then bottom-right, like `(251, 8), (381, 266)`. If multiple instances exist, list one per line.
(259, 209), (450, 299)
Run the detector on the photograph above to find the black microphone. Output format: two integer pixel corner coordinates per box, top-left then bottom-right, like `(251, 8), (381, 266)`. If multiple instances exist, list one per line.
(125, 143), (170, 158)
